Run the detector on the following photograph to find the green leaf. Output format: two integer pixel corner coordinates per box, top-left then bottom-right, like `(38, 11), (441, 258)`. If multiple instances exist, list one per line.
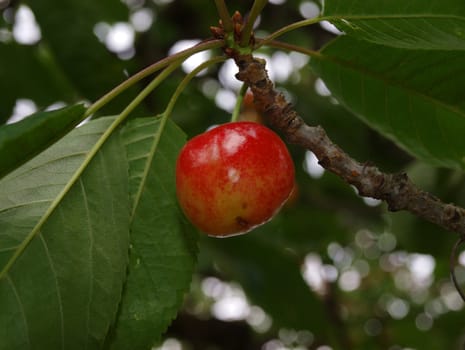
(0, 104), (85, 179)
(106, 117), (197, 350)
(0, 117), (130, 350)
(323, 0), (465, 50)
(310, 36), (465, 169)
(201, 228), (329, 334)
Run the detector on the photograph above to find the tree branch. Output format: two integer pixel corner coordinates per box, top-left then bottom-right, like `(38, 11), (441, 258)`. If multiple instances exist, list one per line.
(233, 53), (465, 236)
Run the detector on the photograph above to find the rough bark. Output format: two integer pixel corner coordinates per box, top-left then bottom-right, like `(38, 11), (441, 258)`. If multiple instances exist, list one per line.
(233, 53), (465, 236)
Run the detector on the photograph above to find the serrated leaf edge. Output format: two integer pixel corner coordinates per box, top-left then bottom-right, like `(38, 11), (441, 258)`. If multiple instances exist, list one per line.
(0, 115), (125, 280)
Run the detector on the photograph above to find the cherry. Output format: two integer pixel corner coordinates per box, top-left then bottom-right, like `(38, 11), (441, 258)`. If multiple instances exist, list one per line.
(175, 121), (295, 237)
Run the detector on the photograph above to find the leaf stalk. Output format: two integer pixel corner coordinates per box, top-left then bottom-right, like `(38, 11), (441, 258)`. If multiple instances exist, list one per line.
(84, 39), (223, 119)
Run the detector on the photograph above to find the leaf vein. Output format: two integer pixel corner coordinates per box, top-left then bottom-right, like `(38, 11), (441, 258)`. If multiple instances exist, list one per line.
(39, 234), (65, 350)
(79, 178), (94, 350)
(6, 274), (31, 349)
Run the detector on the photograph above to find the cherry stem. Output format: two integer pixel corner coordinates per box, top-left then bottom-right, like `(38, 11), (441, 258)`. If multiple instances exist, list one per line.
(214, 0), (233, 32)
(116, 60), (184, 123)
(84, 39), (223, 119)
(129, 56), (226, 219)
(240, 0), (267, 47)
(163, 56), (226, 121)
(133, 58), (225, 212)
(259, 39), (322, 59)
(231, 83), (248, 123)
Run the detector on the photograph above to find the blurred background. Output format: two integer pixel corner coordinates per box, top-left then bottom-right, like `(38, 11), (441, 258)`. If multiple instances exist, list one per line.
(2, 0), (465, 349)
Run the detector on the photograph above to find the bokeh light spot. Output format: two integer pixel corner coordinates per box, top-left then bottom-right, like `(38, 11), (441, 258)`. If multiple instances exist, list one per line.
(169, 39), (211, 76)
(338, 269), (361, 292)
(386, 298), (410, 319)
(304, 151), (325, 179)
(320, 20), (343, 35)
(314, 78), (331, 97)
(415, 312), (433, 331)
(364, 318), (383, 336)
(215, 89), (236, 112)
(13, 5), (41, 45)
(299, 1), (320, 19)
(152, 338), (183, 350)
(7, 99), (37, 124)
(130, 8), (155, 32)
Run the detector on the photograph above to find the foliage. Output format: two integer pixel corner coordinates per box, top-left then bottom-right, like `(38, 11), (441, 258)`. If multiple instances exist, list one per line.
(1, 1), (465, 349)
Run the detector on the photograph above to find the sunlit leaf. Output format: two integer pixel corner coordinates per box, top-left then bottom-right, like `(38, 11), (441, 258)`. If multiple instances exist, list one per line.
(106, 117), (197, 350)
(0, 117), (130, 349)
(310, 36), (465, 169)
(323, 0), (465, 50)
(0, 104), (85, 179)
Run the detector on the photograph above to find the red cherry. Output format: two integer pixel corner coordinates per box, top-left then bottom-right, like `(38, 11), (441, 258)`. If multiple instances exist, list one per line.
(176, 121), (295, 237)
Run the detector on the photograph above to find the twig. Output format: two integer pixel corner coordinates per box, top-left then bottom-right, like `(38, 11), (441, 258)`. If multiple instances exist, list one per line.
(232, 53), (465, 236)
(214, 0), (233, 32)
(240, 0), (267, 47)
